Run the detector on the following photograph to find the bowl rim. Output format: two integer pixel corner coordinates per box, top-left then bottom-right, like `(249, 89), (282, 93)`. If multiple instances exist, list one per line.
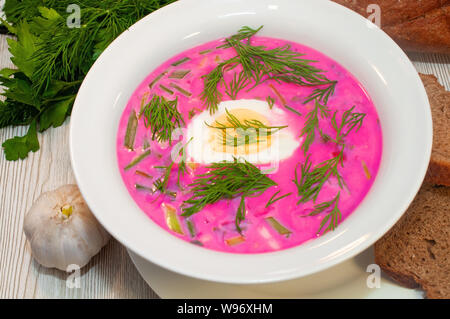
(70, 0), (432, 284)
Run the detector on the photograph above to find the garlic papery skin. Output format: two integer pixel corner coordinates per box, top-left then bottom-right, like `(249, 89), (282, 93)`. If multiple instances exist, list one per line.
(24, 184), (110, 271)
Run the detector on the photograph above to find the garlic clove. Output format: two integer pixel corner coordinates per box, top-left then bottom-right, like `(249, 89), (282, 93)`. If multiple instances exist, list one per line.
(24, 184), (110, 271)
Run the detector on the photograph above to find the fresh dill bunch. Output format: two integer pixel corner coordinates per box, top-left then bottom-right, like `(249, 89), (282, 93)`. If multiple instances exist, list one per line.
(182, 158), (277, 232)
(206, 108), (287, 147)
(293, 150), (345, 204)
(302, 192), (342, 234)
(300, 100), (331, 154)
(141, 94), (185, 144)
(0, 0), (176, 161)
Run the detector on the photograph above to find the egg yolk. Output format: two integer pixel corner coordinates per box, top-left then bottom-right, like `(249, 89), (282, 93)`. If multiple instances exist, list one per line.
(208, 108), (273, 155)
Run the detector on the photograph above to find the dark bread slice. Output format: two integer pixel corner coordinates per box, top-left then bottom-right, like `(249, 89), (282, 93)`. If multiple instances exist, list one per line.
(420, 74), (450, 186)
(374, 184), (450, 299)
(331, 0), (450, 53)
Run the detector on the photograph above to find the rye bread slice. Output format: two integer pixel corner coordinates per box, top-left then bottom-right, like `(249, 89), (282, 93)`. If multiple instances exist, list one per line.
(331, 0), (450, 53)
(374, 184), (450, 299)
(420, 74), (450, 186)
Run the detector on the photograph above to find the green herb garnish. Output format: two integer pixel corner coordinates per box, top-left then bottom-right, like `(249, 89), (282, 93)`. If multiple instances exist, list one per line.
(300, 100), (330, 154)
(176, 137), (193, 187)
(302, 192), (342, 234)
(124, 149), (151, 171)
(265, 217), (292, 237)
(141, 95), (185, 144)
(330, 106), (366, 145)
(294, 150), (345, 204)
(223, 71), (250, 100)
(153, 162), (175, 196)
(186, 219), (196, 237)
(168, 69), (190, 79)
(266, 96), (275, 109)
(206, 109), (287, 147)
(124, 109), (138, 150)
(283, 104), (302, 117)
(170, 83), (192, 97)
(149, 71), (167, 88)
(265, 191), (292, 208)
(135, 184), (154, 192)
(171, 57), (190, 66)
(181, 158), (277, 233)
(135, 170), (153, 179)
(159, 84), (174, 95)
(201, 26), (337, 113)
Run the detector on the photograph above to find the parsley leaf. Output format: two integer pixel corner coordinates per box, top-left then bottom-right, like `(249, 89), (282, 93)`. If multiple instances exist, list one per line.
(2, 120), (40, 160)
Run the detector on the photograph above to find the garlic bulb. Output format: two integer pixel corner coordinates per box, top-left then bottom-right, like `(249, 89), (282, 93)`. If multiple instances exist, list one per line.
(24, 184), (110, 271)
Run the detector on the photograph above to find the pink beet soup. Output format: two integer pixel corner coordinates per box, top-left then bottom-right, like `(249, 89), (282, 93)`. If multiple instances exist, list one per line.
(116, 30), (382, 254)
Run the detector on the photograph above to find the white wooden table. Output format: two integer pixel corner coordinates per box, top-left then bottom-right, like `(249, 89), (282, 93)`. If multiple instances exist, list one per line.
(0, 33), (448, 299)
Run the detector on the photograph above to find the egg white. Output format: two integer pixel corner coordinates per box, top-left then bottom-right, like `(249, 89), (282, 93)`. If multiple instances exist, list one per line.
(186, 99), (301, 165)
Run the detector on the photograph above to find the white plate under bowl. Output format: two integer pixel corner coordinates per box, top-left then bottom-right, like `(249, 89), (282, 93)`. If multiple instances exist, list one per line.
(128, 247), (424, 299)
(70, 0), (432, 284)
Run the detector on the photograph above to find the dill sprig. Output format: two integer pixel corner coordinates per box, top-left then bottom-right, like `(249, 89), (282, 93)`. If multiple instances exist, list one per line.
(302, 192), (342, 234)
(218, 25), (263, 49)
(294, 150), (345, 204)
(141, 94), (185, 144)
(266, 96), (275, 109)
(223, 71), (251, 100)
(206, 109), (287, 146)
(331, 106), (366, 145)
(201, 26), (338, 113)
(265, 191), (292, 208)
(303, 81), (337, 105)
(181, 158), (277, 232)
(200, 64), (226, 114)
(300, 100), (331, 153)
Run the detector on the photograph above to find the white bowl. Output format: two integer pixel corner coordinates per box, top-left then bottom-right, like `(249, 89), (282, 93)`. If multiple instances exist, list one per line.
(70, 0), (432, 284)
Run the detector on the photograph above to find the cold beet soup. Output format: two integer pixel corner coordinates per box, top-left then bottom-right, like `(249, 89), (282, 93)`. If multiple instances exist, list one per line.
(116, 26), (382, 253)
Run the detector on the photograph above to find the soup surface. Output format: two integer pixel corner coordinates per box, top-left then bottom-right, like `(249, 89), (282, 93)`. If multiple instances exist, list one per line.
(117, 27), (382, 253)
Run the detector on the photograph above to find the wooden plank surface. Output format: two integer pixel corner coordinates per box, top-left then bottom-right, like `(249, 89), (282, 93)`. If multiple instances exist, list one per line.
(0, 34), (448, 299)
